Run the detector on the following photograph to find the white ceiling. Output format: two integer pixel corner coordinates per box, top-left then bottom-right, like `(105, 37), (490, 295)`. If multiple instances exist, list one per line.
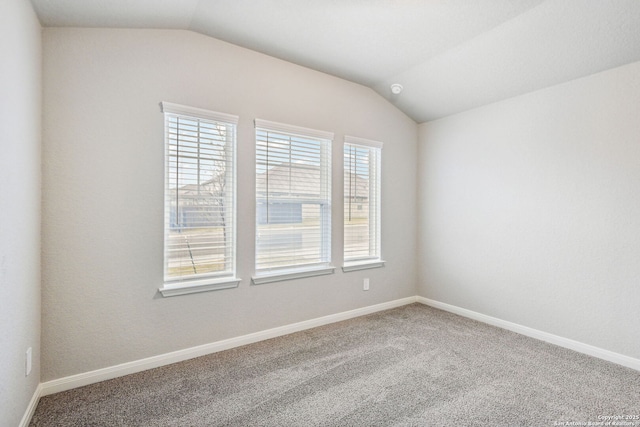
(30, 0), (640, 123)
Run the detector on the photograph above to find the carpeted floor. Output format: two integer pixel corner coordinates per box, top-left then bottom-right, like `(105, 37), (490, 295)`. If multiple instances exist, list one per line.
(31, 304), (640, 426)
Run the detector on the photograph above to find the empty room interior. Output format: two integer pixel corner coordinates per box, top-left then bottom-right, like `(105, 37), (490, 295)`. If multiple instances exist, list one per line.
(2, 0), (640, 425)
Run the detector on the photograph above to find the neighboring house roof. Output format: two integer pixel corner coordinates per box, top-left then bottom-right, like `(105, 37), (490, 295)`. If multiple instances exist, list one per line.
(170, 163), (369, 202)
(256, 163), (369, 200)
(171, 176), (223, 198)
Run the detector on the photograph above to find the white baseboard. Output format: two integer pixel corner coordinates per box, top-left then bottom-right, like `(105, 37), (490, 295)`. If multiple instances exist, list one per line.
(19, 383), (42, 427)
(40, 296), (417, 397)
(416, 296), (640, 372)
(23, 294), (639, 425)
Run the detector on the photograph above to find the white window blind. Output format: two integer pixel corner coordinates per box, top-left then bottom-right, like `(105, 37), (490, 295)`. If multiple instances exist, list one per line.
(161, 102), (238, 287)
(255, 119), (333, 275)
(344, 136), (382, 264)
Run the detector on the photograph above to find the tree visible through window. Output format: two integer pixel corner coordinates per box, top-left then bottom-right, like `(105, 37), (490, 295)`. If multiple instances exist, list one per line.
(162, 103), (237, 285)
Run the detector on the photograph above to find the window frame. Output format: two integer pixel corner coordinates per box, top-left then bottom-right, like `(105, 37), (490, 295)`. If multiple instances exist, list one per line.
(252, 119), (335, 284)
(159, 102), (240, 297)
(342, 135), (385, 272)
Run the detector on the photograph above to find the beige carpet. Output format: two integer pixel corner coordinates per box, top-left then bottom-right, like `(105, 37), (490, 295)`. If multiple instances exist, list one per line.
(31, 304), (640, 426)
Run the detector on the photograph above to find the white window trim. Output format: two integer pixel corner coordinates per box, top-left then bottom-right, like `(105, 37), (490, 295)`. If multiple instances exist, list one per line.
(342, 260), (385, 272)
(344, 135), (383, 149)
(159, 277), (240, 297)
(254, 118), (334, 282)
(252, 265), (335, 285)
(254, 118), (334, 141)
(160, 102), (240, 297)
(343, 135), (383, 267)
(161, 102), (239, 125)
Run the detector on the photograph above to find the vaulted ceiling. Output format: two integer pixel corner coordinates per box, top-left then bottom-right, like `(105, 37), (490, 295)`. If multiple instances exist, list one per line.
(30, 0), (640, 123)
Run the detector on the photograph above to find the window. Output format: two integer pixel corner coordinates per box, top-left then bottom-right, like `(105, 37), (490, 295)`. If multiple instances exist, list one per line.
(159, 102), (239, 296)
(253, 119), (334, 284)
(343, 136), (384, 271)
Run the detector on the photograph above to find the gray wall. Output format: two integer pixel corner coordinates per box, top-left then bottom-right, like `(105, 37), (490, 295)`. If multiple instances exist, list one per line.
(42, 29), (418, 381)
(0, 0), (42, 424)
(418, 61), (640, 360)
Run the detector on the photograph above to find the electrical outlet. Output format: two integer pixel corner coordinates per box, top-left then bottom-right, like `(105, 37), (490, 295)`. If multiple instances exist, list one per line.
(26, 347), (32, 376)
(363, 278), (370, 291)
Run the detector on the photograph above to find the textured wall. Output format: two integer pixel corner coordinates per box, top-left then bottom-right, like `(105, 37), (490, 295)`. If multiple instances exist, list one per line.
(42, 29), (417, 381)
(418, 61), (640, 359)
(0, 0), (42, 424)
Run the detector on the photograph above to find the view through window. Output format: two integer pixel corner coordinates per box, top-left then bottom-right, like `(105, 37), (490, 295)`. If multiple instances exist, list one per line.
(162, 103), (237, 284)
(344, 137), (382, 264)
(255, 120), (332, 274)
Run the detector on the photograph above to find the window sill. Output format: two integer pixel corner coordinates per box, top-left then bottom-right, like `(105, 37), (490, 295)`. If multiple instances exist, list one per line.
(252, 265), (335, 285)
(342, 260), (385, 272)
(159, 277), (241, 297)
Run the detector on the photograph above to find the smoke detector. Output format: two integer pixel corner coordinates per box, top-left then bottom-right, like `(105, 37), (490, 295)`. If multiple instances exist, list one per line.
(390, 83), (403, 95)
